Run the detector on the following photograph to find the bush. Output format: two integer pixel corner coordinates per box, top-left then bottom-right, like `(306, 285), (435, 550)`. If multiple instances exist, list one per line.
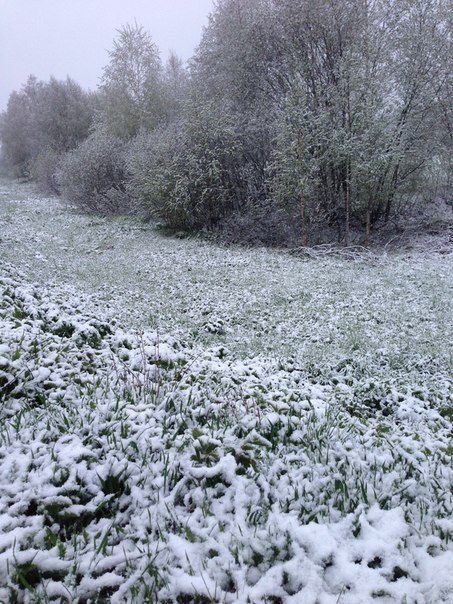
(221, 200), (299, 247)
(0, 150), (9, 177)
(126, 124), (188, 227)
(29, 147), (62, 194)
(127, 103), (244, 231)
(56, 134), (131, 214)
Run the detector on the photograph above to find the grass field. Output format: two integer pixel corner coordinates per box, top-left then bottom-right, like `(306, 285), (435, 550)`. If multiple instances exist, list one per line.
(0, 179), (452, 603)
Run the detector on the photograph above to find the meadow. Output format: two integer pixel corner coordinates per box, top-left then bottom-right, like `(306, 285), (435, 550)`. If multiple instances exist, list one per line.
(0, 180), (452, 603)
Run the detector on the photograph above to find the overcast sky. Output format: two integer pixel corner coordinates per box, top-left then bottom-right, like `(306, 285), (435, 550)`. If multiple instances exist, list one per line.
(0, 0), (214, 111)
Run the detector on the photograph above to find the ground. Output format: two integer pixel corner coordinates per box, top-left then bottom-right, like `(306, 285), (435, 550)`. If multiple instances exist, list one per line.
(0, 179), (452, 603)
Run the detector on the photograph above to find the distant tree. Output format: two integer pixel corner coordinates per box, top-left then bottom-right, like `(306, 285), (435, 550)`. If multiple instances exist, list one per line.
(35, 77), (98, 153)
(161, 52), (188, 122)
(98, 23), (164, 139)
(32, 77), (98, 191)
(0, 76), (42, 177)
(0, 75), (96, 184)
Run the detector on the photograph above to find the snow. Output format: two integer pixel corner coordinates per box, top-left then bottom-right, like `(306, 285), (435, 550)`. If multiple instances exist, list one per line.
(0, 179), (452, 602)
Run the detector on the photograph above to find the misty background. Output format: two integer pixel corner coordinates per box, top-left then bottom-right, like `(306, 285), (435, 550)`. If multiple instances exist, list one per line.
(0, 0), (451, 248)
(0, 0), (214, 111)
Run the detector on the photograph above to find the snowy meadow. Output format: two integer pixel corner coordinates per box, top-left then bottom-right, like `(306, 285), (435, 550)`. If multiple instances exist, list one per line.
(0, 180), (452, 603)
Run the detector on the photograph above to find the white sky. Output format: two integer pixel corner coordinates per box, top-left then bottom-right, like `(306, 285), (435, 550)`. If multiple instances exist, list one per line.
(0, 0), (214, 110)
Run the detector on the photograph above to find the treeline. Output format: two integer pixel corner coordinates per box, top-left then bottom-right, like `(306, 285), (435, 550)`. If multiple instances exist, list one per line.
(1, 0), (451, 246)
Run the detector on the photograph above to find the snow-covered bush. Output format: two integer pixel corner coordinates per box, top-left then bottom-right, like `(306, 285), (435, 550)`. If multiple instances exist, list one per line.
(127, 102), (244, 230)
(29, 146), (62, 194)
(57, 133), (131, 214)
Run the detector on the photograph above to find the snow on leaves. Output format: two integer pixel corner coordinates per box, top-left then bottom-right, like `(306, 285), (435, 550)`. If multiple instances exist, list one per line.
(0, 264), (452, 603)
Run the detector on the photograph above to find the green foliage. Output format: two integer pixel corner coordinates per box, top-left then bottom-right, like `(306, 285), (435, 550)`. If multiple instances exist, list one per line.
(127, 101), (243, 230)
(190, 0), (452, 244)
(0, 245), (452, 602)
(98, 23), (164, 139)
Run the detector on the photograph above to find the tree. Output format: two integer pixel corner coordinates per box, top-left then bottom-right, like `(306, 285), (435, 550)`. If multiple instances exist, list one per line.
(98, 23), (164, 139)
(161, 52), (188, 123)
(189, 0), (451, 244)
(34, 77), (98, 153)
(269, 83), (325, 246)
(0, 76), (42, 176)
(31, 77), (98, 191)
(0, 76), (96, 181)
(190, 0), (279, 217)
(267, 0), (452, 243)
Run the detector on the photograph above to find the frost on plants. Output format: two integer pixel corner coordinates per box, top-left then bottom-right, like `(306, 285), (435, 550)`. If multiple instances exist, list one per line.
(0, 183), (452, 603)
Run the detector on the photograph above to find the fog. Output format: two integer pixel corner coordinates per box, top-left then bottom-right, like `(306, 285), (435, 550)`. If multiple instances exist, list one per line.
(0, 0), (213, 110)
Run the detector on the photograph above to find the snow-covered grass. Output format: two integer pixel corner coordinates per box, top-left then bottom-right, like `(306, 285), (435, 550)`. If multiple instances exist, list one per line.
(0, 179), (452, 603)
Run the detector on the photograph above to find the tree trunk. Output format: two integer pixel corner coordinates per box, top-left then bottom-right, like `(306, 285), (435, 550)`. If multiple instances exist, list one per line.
(364, 207), (371, 249)
(301, 196), (308, 246)
(345, 176), (350, 247)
